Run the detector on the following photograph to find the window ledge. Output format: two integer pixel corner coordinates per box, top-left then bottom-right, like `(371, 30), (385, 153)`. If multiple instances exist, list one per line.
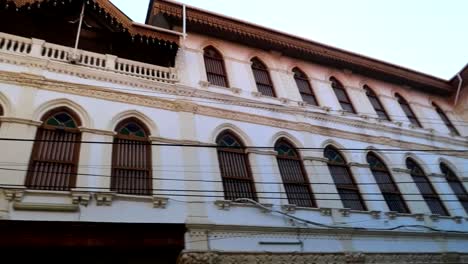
(199, 80), (242, 95)
(13, 202), (79, 212)
(214, 199), (272, 212)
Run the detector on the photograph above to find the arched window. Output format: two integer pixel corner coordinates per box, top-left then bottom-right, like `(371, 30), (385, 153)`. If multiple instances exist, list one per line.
(330, 77), (355, 113)
(203, 46), (229, 87)
(324, 146), (366, 210)
(406, 158), (448, 216)
(275, 139), (315, 207)
(293, 67), (318, 106)
(367, 153), (409, 213)
(216, 131), (257, 201)
(396, 94), (421, 127)
(25, 107), (82, 191)
(440, 163), (468, 213)
(433, 103), (459, 136)
(111, 118), (152, 195)
(364, 85), (390, 121)
(251, 57), (276, 97)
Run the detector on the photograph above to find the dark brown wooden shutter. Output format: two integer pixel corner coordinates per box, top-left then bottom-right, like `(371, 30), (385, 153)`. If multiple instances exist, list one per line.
(111, 119), (152, 195)
(367, 153), (409, 213)
(251, 58), (276, 97)
(364, 86), (390, 121)
(25, 108), (81, 191)
(293, 68), (318, 106)
(216, 132), (257, 201)
(406, 159), (448, 216)
(433, 104), (459, 136)
(324, 146), (366, 210)
(440, 163), (468, 213)
(330, 77), (355, 113)
(203, 46), (229, 87)
(275, 140), (315, 207)
(396, 94), (422, 127)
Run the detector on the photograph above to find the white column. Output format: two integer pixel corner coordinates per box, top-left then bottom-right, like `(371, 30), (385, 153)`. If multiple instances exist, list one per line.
(303, 156), (342, 209)
(247, 149), (283, 206)
(348, 162), (388, 212)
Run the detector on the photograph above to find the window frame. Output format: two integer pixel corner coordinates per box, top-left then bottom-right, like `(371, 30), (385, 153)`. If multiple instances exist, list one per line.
(203, 46), (229, 88)
(293, 67), (318, 106)
(275, 138), (316, 207)
(406, 158), (449, 216)
(111, 117), (153, 196)
(324, 146), (367, 211)
(440, 163), (468, 213)
(25, 107), (82, 191)
(363, 85), (390, 121)
(251, 57), (276, 97)
(367, 152), (409, 213)
(396, 94), (422, 128)
(330, 77), (356, 114)
(432, 103), (459, 136)
(216, 131), (257, 201)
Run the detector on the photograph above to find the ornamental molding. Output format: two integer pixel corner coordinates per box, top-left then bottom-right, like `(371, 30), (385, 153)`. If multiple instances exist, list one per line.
(177, 251), (466, 264)
(0, 70), (467, 159)
(0, 116), (42, 126)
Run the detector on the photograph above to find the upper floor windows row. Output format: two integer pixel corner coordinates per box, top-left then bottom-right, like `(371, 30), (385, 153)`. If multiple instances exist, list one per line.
(201, 46), (460, 136)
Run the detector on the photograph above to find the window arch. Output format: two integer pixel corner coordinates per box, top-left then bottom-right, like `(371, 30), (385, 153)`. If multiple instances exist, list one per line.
(433, 103), (459, 136)
(275, 139), (315, 207)
(440, 163), (468, 213)
(367, 153), (409, 213)
(406, 158), (448, 215)
(216, 131), (257, 201)
(396, 94), (421, 127)
(293, 67), (318, 106)
(25, 107), (82, 191)
(203, 46), (229, 87)
(111, 118), (152, 195)
(364, 85), (390, 121)
(251, 57), (276, 97)
(324, 146), (366, 210)
(330, 77), (355, 113)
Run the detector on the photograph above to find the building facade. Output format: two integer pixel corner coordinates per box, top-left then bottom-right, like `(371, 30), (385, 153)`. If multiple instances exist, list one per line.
(0, 0), (467, 263)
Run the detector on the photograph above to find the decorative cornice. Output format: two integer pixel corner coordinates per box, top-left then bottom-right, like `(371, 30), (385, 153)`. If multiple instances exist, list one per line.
(0, 117), (42, 126)
(177, 251), (465, 264)
(0, 70), (466, 159)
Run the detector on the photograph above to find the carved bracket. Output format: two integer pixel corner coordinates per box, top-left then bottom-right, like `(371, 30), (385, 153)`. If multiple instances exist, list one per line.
(95, 192), (114, 206)
(414, 213), (425, 221)
(370, 210), (381, 219)
(298, 101), (307, 107)
(319, 207), (332, 216)
(214, 200), (232, 210)
(198, 80), (210, 88)
(251, 91), (263, 98)
(430, 214), (440, 222)
(71, 191), (91, 206)
(152, 196), (169, 208)
(385, 211), (398, 220)
(230, 87), (242, 94)
(453, 216), (463, 224)
(339, 208), (351, 217)
(279, 97), (290, 104)
(3, 189), (25, 202)
(281, 204), (296, 213)
(320, 106), (332, 112)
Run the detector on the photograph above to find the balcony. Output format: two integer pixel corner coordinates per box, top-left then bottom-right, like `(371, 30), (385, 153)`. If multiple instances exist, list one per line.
(0, 32), (178, 83)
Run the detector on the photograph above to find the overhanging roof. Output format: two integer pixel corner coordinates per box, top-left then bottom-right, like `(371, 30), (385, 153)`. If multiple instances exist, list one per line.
(147, 0), (457, 95)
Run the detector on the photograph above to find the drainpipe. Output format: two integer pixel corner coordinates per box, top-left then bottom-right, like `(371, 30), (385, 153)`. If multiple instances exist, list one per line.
(454, 73), (462, 106)
(69, 0), (86, 63)
(182, 4), (187, 39)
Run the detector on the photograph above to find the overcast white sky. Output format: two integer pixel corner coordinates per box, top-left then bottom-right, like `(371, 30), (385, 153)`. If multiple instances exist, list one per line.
(110, 0), (467, 80)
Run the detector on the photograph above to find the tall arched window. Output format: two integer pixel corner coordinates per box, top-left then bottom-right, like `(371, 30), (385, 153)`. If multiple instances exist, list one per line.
(406, 158), (448, 216)
(433, 103), (459, 136)
(251, 57), (276, 97)
(293, 67), (318, 106)
(216, 131), (257, 201)
(203, 46), (229, 87)
(330, 77), (356, 113)
(367, 153), (409, 213)
(25, 107), (82, 191)
(440, 163), (468, 213)
(364, 85), (390, 121)
(396, 94), (421, 128)
(324, 146), (366, 210)
(111, 118), (152, 195)
(275, 139), (315, 207)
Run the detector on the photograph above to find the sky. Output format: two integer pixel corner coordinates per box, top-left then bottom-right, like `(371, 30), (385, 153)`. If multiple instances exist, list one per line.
(110, 0), (468, 80)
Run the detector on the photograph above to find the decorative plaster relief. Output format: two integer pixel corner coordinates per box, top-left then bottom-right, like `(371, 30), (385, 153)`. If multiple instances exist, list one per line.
(95, 192), (114, 206)
(281, 204), (296, 213)
(71, 191), (92, 206)
(3, 188), (25, 202)
(152, 196), (169, 208)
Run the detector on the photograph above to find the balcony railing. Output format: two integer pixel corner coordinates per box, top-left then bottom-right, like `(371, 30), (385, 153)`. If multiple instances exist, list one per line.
(0, 32), (178, 83)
